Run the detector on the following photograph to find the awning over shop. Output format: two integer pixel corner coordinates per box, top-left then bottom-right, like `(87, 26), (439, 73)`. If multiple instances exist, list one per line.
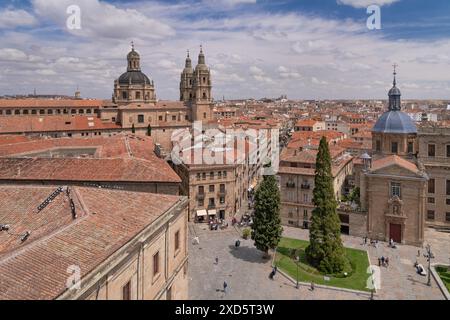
(207, 209), (217, 216)
(196, 210), (208, 217)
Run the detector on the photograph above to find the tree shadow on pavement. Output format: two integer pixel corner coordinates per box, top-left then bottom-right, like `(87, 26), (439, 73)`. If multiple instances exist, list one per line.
(228, 245), (269, 264)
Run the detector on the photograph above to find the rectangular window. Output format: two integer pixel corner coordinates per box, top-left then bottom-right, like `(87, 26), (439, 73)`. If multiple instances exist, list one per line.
(153, 252), (160, 276)
(122, 281), (131, 300)
(446, 212), (450, 222)
(218, 171), (222, 179)
(391, 182), (401, 198)
(198, 186), (204, 194)
(407, 142), (413, 154)
(303, 210), (308, 219)
(202, 172), (206, 180)
(447, 180), (450, 196)
(428, 197), (435, 204)
(220, 196), (225, 204)
(209, 185), (215, 192)
(428, 144), (435, 157)
(136, 92), (141, 100)
(220, 184), (225, 193)
(198, 199), (204, 207)
(175, 230), (180, 252)
(196, 173), (201, 180)
(159, 116), (163, 121)
(210, 172), (214, 179)
(223, 171), (227, 178)
(209, 198), (215, 207)
(138, 114), (144, 123)
(391, 142), (398, 154)
(428, 179), (435, 194)
(303, 194), (308, 203)
(172, 115), (176, 121)
(447, 198), (450, 206)
(447, 145), (450, 158)
(427, 210), (435, 220)
(376, 140), (381, 151)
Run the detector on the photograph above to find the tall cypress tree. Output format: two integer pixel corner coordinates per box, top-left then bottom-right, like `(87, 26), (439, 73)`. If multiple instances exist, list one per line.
(251, 175), (283, 258)
(305, 137), (348, 274)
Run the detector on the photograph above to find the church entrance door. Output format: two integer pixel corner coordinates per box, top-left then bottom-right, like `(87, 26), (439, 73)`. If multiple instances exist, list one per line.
(389, 223), (402, 243)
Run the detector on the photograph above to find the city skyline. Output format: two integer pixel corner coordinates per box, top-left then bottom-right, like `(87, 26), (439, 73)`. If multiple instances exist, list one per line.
(0, 0), (450, 100)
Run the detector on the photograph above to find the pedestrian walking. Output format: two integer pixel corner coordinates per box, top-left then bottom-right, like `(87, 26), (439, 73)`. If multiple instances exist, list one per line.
(223, 281), (228, 293)
(378, 257), (381, 266)
(364, 236), (367, 245)
(381, 256), (385, 266)
(310, 282), (315, 291)
(215, 256), (219, 265)
(385, 257), (389, 267)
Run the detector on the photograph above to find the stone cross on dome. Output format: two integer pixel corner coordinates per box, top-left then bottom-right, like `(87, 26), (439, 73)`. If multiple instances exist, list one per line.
(392, 63), (398, 86)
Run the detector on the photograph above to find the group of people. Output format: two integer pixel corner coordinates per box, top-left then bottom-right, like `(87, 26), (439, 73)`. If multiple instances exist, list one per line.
(378, 256), (390, 267)
(209, 218), (228, 230)
(363, 236), (398, 249)
(363, 236), (379, 248)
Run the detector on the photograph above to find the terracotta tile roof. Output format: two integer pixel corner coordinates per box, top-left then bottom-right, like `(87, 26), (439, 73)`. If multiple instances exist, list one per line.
(371, 155), (419, 174)
(0, 157), (181, 183)
(0, 99), (104, 109)
(0, 135), (156, 162)
(0, 115), (120, 134)
(0, 185), (184, 300)
(295, 119), (321, 127)
(0, 135), (34, 146)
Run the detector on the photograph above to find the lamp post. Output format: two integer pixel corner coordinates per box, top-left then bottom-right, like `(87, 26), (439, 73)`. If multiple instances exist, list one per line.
(296, 256), (299, 289)
(424, 244), (434, 286)
(370, 268), (375, 300)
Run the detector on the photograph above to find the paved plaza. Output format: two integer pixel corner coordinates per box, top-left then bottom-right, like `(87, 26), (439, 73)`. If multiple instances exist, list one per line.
(188, 223), (450, 300)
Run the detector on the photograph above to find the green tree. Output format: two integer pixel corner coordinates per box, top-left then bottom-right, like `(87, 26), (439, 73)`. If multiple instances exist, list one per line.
(305, 137), (349, 274)
(251, 175), (283, 258)
(131, 123), (136, 134)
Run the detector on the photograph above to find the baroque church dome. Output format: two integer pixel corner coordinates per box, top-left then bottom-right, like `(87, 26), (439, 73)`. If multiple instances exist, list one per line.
(373, 67), (417, 134)
(118, 43), (152, 85)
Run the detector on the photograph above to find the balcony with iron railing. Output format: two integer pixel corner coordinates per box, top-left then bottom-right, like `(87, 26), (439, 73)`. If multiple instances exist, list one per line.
(196, 193), (205, 200)
(286, 182), (296, 188)
(301, 184), (311, 190)
(208, 203), (216, 209)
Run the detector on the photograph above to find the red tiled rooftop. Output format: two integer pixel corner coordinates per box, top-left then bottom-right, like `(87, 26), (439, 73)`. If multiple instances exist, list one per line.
(371, 155), (419, 174)
(0, 115), (120, 134)
(0, 157), (181, 183)
(0, 185), (184, 300)
(0, 99), (104, 109)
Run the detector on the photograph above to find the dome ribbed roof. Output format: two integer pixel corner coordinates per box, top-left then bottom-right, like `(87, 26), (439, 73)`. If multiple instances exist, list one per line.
(118, 71), (151, 85)
(372, 111), (417, 134)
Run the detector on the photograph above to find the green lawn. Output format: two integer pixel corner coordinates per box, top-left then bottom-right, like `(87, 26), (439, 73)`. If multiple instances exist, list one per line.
(435, 266), (450, 292)
(275, 237), (371, 292)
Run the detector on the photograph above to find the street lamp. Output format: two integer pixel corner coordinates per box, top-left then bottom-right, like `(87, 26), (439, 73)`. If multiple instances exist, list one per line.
(424, 244), (435, 286)
(295, 256), (300, 289)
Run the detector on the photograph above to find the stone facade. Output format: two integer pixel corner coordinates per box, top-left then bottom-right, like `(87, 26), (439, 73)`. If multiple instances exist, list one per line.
(60, 197), (189, 300)
(418, 123), (450, 227)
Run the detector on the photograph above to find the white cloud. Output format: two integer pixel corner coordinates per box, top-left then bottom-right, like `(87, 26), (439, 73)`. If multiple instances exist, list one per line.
(32, 0), (174, 40)
(0, 0), (448, 100)
(337, 0), (400, 9)
(0, 9), (37, 29)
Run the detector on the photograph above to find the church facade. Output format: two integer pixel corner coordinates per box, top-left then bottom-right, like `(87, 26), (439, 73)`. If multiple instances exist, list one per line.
(98, 45), (214, 151)
(358, 69), (428, 246)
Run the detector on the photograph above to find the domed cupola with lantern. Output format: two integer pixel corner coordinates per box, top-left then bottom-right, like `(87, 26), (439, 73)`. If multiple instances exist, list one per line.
(113, 42), (156, 105)
(372, 65), (418, 158)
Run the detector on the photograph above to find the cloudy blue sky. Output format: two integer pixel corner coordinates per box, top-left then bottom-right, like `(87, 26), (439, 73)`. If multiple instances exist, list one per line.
(0, 0), (449, 100)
